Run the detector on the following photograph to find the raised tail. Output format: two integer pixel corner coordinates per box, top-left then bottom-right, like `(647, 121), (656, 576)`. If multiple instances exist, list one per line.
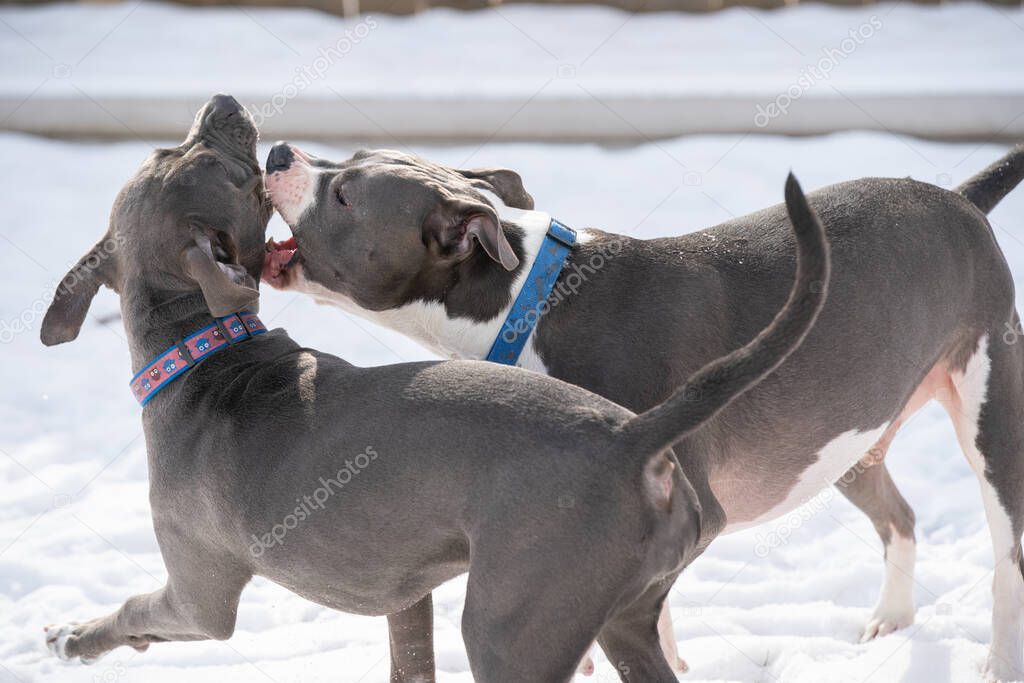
(622, 173), (830, 458)
(956, 145), (1024, 215)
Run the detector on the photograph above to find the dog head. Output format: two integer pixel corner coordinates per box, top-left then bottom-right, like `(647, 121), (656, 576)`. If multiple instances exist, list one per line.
(41, 94), (273, 346)
(262, 144), (534, 313)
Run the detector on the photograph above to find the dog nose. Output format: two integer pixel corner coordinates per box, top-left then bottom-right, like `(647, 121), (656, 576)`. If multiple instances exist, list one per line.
(209, 93), (242, 117)
(266, 143), (295, 174)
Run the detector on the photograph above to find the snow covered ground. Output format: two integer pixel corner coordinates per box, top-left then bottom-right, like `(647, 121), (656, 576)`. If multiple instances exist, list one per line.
(1, 129), (1023, 683)
(1, 2), (1023, 138)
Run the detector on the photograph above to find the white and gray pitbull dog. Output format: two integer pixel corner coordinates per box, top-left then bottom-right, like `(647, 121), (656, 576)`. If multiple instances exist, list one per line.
(263, 141), (1024, 681)
(38, 95), (830, 683)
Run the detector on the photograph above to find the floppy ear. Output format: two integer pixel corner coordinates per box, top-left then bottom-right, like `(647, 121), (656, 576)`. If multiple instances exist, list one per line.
(457, 168), (534, 210)
(183, 228), (260, 317)
(423, 199), (519, 271)
(41, 240), (117, 346)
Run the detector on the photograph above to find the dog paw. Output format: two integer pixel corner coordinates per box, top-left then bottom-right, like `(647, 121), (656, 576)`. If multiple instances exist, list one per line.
(44, 623), (102, 664)
(982, 654), (1024, 682)
(575, 652), (687, 676)
(859, 610), (914, 643)
(44, 623), (76, 661)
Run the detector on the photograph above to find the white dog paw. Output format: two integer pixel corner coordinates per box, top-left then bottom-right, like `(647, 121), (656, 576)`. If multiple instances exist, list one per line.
(859, 609), (914, 643)
(44, 623), (102, 664)
(44, 623), (76, 661)
(575, 650), (687, 676)
(982, 654), (1024, 682)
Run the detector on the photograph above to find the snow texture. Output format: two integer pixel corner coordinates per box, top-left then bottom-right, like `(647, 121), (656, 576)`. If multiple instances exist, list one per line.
(1, 129), (1022, 681)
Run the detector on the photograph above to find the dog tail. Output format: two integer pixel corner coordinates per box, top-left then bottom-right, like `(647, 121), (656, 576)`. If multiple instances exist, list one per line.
(957, 145), (1024, 215)
(621, 173), (830, 465)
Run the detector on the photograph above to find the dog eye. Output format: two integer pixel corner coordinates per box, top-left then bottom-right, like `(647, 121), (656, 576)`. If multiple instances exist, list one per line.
(335, 186), (348, 207)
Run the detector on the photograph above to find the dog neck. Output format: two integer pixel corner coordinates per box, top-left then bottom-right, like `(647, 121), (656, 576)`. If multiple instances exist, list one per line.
(400, 191), (556, 361)
(120, 286), (237, 373)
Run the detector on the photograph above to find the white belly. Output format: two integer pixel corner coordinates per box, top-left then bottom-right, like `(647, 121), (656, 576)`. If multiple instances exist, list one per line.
(723, 423), (890, 534)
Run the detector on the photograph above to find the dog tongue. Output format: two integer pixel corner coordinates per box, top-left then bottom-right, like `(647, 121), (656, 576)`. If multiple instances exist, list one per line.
(270, 236), (297, 252)
(262, 237), (297, 285)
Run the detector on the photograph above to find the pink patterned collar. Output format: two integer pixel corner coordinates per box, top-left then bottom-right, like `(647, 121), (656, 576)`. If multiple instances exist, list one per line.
(129, 312), (266, 406)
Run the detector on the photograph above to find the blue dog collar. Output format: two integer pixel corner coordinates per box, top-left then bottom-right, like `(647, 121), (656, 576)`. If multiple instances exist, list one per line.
(485, 219), (576, 365)
(129, 312), (266, 406)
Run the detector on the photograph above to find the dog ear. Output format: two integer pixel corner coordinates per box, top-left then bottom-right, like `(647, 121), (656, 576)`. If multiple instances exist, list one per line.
(41, 239), (119, 346)
(423, 199), (519, 271)
(183, 228), (260, 317)
(457, 168), (534, 210)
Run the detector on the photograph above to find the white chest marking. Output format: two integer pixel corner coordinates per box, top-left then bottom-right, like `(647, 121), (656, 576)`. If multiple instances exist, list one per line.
(516, 336), (550, 375)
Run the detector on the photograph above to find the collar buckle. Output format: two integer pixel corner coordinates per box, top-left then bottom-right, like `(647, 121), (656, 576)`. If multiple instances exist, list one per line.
(174, 338), (196, 368)
(216, 313), (251, 344)
(546, 219), (577, 248)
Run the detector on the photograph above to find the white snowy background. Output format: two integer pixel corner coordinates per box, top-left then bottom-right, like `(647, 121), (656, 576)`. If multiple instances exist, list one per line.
(2, 2), (1024, 683)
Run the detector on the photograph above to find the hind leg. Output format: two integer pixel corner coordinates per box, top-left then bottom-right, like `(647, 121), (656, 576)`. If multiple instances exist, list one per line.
(576, 602), (687, 676)
(597, 578), (681, 683)
(836, 459), (916, 642)
(656, 602), (688, 672)
(946, 334), (1024, 681)
(460, 569), (601, 682)
(460, 525), (681, 683)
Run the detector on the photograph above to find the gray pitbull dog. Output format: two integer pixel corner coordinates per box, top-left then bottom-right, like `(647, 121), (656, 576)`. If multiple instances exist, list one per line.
(39, 95), (829, 683)
(263, 141), (1024, 681)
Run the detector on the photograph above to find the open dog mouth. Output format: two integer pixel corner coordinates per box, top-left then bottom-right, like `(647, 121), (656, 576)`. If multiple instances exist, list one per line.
(262, 236), (298, 289)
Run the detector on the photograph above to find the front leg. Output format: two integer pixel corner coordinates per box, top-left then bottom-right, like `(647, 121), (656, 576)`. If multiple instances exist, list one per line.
(45, 554), (250, 663)
(835, 458), (916, 642)
(388, 593), (436, 683)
